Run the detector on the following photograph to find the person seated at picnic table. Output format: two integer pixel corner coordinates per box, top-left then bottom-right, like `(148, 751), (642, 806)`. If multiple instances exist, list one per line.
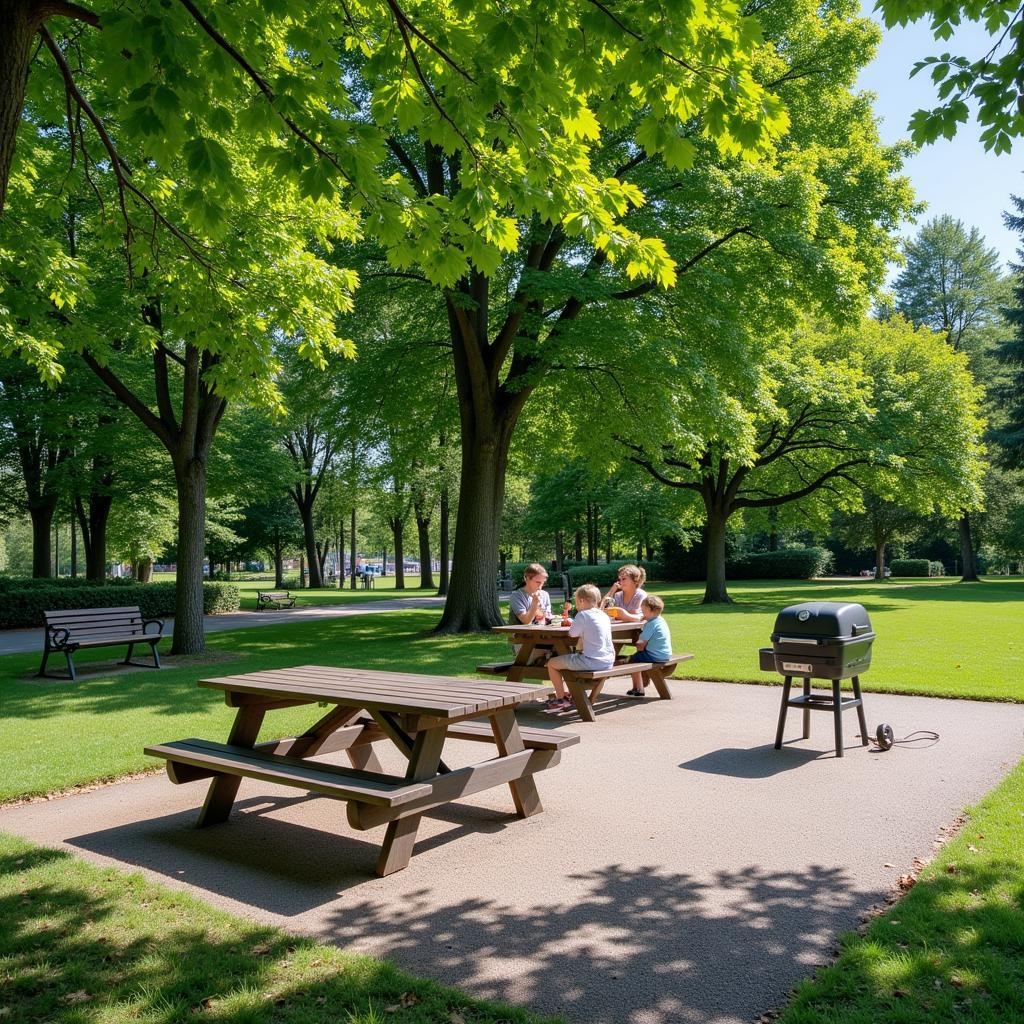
(603, 564), (648, 622)
(545, 584), (615, 711)
(508, 563), (553, 665)
(626, 594), (673, 698)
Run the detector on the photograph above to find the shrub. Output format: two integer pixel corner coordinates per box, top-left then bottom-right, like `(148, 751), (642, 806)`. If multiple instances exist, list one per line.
(929, 560), (946, 577)
(729, 548), (834, 580)
(0, 576), (135, 592)
(564, 562), (663, 588)
(0, 581), (240, 630)
(890, 558), (930, 577)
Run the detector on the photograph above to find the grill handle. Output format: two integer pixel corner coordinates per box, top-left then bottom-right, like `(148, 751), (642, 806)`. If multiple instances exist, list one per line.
(772, 636), (821, 645)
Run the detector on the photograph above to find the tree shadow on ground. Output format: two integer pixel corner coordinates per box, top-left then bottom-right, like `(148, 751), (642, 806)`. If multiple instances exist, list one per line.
(0, 842), (547, 1024)
(65, 796), (874, 1023)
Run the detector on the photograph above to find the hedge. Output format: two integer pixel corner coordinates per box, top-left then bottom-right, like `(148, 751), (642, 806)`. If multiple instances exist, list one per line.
(499, 560), (662, 589)
(0, 581), (240, 630)
(0, 576), (136, 592)
(728, 548), (834, 580)
(889, 558), (930, 577)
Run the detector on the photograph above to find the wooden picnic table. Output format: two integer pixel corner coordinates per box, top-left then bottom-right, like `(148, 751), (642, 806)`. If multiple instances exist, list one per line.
(488, 620), (644, 681)
(145, 666), (578, 876)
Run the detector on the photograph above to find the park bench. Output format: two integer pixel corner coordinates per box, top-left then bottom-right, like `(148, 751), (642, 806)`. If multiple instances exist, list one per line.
(256, 590), (296, 611)
(561, 652), (695, 722)
(39, 606), (164, 681)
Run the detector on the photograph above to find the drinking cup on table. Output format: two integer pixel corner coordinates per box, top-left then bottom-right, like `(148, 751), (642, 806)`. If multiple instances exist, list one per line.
(607, 605), (619, 619)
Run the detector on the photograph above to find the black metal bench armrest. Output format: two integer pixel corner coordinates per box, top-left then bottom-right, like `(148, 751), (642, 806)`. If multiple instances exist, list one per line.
(142, 619), (165, 636)
(47, 626), (71, 649)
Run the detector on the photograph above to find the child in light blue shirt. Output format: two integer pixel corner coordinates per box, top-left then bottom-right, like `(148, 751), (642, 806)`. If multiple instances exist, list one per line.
(627, 594), (672, 697)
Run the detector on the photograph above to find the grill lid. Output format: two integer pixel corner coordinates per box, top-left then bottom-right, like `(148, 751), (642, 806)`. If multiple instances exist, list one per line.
(770, 601), (873, 641)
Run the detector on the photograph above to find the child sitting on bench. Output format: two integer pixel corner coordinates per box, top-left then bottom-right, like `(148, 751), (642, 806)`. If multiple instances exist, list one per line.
(627, 594), (672, 698)
(545, 583), (615, 712)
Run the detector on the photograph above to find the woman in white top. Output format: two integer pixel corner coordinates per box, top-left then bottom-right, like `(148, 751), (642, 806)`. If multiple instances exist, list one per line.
(603, 564), (647, 623)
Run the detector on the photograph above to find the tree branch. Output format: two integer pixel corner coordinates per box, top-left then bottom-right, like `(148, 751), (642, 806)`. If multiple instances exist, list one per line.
(79, 350), (172, 450)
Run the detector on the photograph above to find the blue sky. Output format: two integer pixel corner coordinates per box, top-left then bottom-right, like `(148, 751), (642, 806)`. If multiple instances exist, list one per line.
(856, 3), (1022, 271)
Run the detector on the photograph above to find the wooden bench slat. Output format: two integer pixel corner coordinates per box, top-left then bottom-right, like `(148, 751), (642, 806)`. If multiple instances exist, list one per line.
(475, 661), (517, 675)
(144, 739), (431, 806)
(45, 606), (146, 621)
(444, 721), (580, 751)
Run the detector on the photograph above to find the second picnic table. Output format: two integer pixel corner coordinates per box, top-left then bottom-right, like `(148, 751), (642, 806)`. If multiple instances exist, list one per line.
(484, 620), (648, 721)
(145, 666), (578, 875)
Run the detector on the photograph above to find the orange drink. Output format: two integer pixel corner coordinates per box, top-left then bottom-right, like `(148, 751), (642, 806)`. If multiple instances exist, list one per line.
(607, 605), (619, 619)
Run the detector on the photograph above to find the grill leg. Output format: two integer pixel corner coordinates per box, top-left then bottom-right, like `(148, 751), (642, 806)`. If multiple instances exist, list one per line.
(852, 675), (868, 746)
(774, 676), (793, 749)
(802, 677), (811, 739)
(832, 679), (844, 757)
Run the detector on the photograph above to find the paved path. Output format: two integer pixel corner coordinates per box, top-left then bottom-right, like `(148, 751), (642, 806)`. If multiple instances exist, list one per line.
(0, 596), (449, 656)
(3, 680), (1022, 1023)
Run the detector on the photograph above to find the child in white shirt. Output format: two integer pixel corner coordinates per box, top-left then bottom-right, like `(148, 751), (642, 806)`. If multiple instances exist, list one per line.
(545, 584), (615, 711)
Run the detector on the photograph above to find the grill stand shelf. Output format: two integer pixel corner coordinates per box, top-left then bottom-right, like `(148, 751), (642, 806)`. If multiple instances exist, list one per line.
(773, 675), (869, 758)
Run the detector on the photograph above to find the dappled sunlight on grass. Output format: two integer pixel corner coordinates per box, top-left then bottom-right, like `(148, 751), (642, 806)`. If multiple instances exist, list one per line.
(0, 833), (552, 1024)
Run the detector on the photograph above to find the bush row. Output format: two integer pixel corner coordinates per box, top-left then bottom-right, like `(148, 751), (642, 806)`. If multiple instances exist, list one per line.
(0, 582), (240, 630)
(500, 560), (663, 589)
(0, 576), (137, 592)
(889, 558), (946, 577)
(728, 548), (835, 580)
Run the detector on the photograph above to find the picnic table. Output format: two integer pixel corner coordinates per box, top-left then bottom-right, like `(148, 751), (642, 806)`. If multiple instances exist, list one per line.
(145, 666), (578, 876)
(485, 620), (643, 680)
(483, 621), (693, 721)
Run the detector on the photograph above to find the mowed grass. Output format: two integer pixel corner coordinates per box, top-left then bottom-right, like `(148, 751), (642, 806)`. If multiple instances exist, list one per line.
(1, 577), (1022, 802)
(0, 832), (557, 1024)
(651, 577), (1024, 701)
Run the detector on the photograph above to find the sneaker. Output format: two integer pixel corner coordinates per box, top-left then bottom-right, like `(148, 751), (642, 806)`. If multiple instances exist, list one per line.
(544, 697), (565, 710)
(626, 688), (645, 698)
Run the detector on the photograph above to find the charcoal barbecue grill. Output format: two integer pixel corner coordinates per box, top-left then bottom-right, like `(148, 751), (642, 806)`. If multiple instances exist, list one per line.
(759, 601), (875, 758)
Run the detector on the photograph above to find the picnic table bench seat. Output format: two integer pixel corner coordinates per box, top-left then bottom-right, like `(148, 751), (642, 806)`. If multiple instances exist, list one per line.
(39, 606), (163, 681)
(256, 590), (296, 611)
(146, 738), (431, 806)
(561, 653), (695, 722)
(476, 660), (518, 675)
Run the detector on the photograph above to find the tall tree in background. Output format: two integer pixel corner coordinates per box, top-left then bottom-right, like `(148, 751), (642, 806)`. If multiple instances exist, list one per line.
(992, 195), (1024, 467)
(894, 215), (1008, 580)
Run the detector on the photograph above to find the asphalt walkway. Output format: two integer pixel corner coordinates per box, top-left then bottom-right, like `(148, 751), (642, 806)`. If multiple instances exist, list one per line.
(3, 680), (1021, 1023)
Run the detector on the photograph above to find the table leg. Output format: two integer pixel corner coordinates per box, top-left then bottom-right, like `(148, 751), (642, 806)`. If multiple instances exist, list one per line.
(564, 674), (597, 723)
(197, 704), (266, 827)
(489, 707), (543, 818)
(288, 705), (386, 772)
(377, 724), (448, 876)
(505, 639), (538, 682)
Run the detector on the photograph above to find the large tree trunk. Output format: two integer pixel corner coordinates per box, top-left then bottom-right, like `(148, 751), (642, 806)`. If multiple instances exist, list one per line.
(874, 540), (887, 581)
(28, 498), (57, 578)
(391, 518), (405, 590)
(273, 531), (284, 587)
(436, 418), (512, 631)
(76, 492), (112, 581)
(437, 482), (449, 596)
(958, 513), (980, 582)
(414, 500), (434, 589)
(349, 506), (357, 589)
(0, 1), (38, 215)
(70, 516), (77, 577)
(172, 456), (207, 654)
(702, 506), (732, 603)
(574, 527), (583, 563)
(295, 502), (323, 588)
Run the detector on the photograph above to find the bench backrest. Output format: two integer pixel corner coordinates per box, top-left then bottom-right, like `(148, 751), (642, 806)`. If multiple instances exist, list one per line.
(44, 606), (147, 639)
(260, 591), (289, 599)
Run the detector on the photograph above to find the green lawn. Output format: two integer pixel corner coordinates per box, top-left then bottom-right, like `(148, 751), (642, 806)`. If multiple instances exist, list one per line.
(0, 832), (556, 1024)
(654, 577), (1024, 701)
